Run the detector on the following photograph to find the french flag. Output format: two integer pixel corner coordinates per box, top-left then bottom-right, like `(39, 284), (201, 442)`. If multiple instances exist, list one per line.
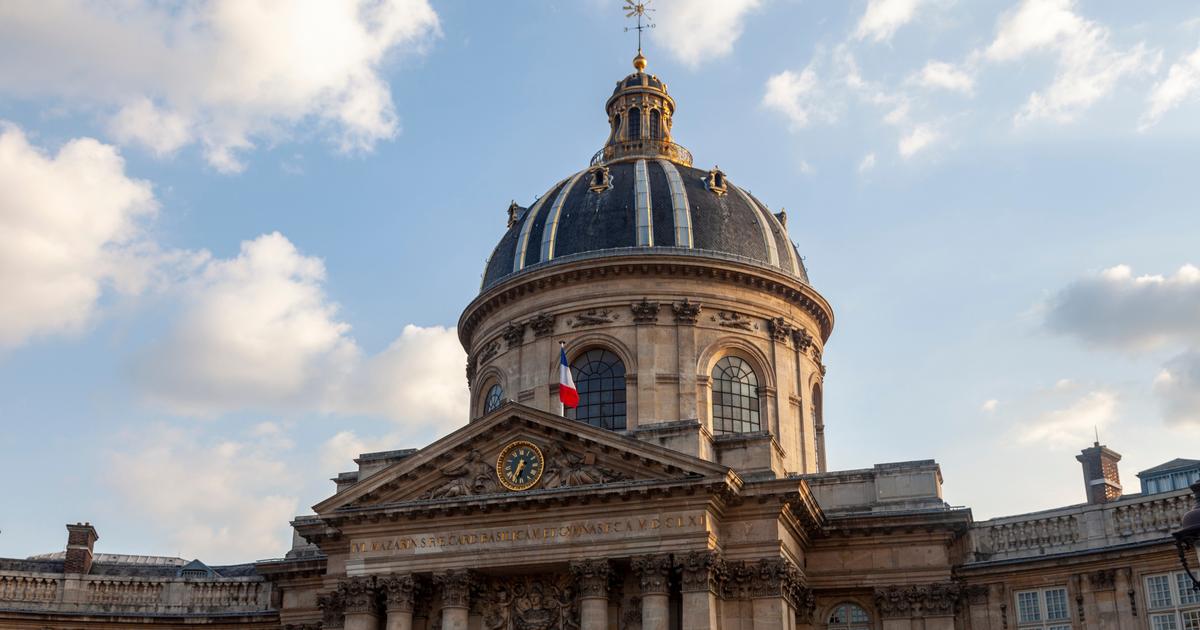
(559, 343), (578, 410)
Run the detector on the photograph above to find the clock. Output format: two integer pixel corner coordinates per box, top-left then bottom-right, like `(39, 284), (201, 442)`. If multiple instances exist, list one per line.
(496, 440), (544, 491)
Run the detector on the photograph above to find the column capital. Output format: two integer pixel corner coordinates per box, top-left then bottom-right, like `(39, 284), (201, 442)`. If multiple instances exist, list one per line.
(675, 550), (726, 594)
(631, 554), (673, 595)
(873, 582), (961, 619)
(338, 576), (378, 615)
(570, 559), (612, 600)
(317, 589), (346, 629)
(380, 573), (416, 613)
(434, 569), (474, 609)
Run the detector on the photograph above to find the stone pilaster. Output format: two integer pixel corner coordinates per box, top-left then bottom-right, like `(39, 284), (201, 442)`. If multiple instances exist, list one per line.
(340, 577), (381, 630)
(632, 554), (673, 630)
(571, 559), (612, 630)
(677, 551), (724, 630)
(434, 570), (473, 630)
(317, 589), (346, 630)
(380, 574), (415, 630)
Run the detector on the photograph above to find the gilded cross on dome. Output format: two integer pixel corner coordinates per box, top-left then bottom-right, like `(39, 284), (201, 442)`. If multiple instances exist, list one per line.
(622, 1), (655, 71)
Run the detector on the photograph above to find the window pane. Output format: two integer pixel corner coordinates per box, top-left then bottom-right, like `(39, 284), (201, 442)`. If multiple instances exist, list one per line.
(1179, 572), (1200, 605)
(1017, 591), (1041, 623)
(1149, 575), (1174, 609)
(484, 384), (504, 414)
(710, 356), (761, 435)
(1045, 588), (1069, 621)
(1182, 610), (1200, 630)
(567, 349), (626, 430)
(1152, 613), (1179, 630)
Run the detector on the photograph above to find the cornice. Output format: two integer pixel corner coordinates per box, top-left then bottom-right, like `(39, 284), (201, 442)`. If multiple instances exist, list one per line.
(458, 253), (834, 349)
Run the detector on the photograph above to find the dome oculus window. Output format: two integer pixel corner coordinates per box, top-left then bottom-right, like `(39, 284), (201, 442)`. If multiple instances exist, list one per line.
(565, 349), (626, 430)
(484, 383), (504, 414)
(711, 356), (760, 435)
(828, 603), (871, 630)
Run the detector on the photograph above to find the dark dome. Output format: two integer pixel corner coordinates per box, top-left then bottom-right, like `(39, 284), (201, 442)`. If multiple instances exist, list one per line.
(480, 160), (808, 292)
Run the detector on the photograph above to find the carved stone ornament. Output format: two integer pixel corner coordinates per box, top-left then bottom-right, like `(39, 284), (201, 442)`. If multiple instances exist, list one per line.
(421, 450), (500, 499)
(794, 586), (816, 625)
(570, 559), (612, 599)
(713, 311), (755, 330)
(722, 560), (755, 600)
(503, 322), (526, 348)
(672, 299), (702, 325)
(631, 554), (673, 595)
(434, 570), (473, 609)
(630, 298), (661, 324)
(529, 313), (556, 337)
(748, 558), (802, 600)
(1089, 569), (1117, 589)
(567, 308), (619, 329)
(317, 590), (346, 629)
(676, 550), (726, 594)
(588, 165), (613, 193)
(507, 201), (521, 228)
(466, 356), (477, 385)
(791, 327), (813, 351)
(620, 594), (643, 630)
(381, 574), (416, 613)
(478, 340), (501, 365)
(471, 573), (578, 630)
(541, 443), (626, 489)
(706, 167), (728, 197)
(767, 317), (793, 343)
(874, 583), (961, 619)
(338, 576), (377, 615)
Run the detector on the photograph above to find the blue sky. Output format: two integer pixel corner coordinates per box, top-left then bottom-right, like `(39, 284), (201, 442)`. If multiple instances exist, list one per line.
(1, 0), (1198, 564)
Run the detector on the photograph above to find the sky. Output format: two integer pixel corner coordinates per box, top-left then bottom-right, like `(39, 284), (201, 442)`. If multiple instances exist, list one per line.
(0, 0), (1198, 564)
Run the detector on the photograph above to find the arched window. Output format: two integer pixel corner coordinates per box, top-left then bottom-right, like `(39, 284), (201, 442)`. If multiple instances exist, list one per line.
(484, 383), (504, 414)
(612, 113), (621, 141)
(649, 109), (661, 139)
(628, 108), (641, 140)
(565, 349), (626, 430)
(711, 356), (760, 434)
(828, 603), (870, 630)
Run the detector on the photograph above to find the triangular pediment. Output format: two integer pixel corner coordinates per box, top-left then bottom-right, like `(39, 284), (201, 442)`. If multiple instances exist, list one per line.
(313, 403), (738, 514)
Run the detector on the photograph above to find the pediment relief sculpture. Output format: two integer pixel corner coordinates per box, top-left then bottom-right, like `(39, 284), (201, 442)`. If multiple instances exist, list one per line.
(422, 450), (500, 500)
(542, 443), (627, 489)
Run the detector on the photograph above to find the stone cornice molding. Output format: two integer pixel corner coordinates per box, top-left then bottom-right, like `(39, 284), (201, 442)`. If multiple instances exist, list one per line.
(458, 254), (834, 348)
(873, 582), (961, 619)
(631, 554), (673, 595)
(676, 550), (726, 594)
(570, 559), (612, 599)
(434, 570), (473, 609)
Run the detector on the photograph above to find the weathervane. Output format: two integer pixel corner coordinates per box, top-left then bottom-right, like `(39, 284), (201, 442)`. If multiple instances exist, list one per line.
(623, 1), (655, 54)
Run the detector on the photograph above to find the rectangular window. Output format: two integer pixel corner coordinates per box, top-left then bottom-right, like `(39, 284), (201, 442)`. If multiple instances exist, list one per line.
(1016, 588), (1069, 629)
(1150, 575), (1176, 609)
(1184, 610), (1200, 630)
(1154, 614), (1180, 630)
(1145, 572), (1200, 630)
(1180, 573), (1200, 606)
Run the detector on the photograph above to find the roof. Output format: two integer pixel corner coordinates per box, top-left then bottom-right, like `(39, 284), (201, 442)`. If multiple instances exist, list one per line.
(1137, 458), (1200, 478)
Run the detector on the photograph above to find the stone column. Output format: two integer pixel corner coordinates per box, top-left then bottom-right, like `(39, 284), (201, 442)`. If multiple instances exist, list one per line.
(632, 554), (673, 630)
(677, 551), (725, 630)
(434, 570), (472, 630)
(571, 559), (612, 630)
(381, 574), (416, 630)
(340, 577), (381, 630)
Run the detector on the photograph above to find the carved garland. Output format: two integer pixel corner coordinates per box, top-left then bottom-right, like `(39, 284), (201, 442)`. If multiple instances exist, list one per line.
(873, 583), (962, 618)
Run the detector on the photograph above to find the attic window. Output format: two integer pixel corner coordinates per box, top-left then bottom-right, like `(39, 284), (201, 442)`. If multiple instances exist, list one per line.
(706, 167), (727, 196)
(181, 569), (208, 579)
(588, 165), (612, 193)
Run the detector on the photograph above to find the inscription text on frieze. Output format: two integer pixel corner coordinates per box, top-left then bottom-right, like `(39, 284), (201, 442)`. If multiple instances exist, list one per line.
(350, 511), (707, 557)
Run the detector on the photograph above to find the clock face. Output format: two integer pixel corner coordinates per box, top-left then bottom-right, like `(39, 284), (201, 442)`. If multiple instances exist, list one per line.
(496, 440), (543, 491)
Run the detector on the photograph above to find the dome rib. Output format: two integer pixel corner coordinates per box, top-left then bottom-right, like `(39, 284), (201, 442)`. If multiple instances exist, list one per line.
(540, 169), (588, 262)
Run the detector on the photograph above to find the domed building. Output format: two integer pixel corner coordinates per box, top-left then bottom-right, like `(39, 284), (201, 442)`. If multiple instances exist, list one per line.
(2, 50), (1197, 630)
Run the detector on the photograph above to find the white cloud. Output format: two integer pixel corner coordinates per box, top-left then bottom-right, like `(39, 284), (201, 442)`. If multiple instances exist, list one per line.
(1154, 352), (1200, 427)
(134, 232), (468, 433)
(984, 0), (1156, 123)
(856, 0), (925, 43)
(1141, 44), (1200, 129)
(651, 0), (761, 69)
(0, 122), (187, 349)
(858, 152), (877, 173)
(1018, 390), (1117, 447)
(0, 0), (440, 172)
(1044, 264), (1200, 351)
(981, 399), (999, 413)
(915, 60), (975, 94)
(107, 423), (298, 563)
(898, 124), (940, 157)
(762, 68), (828, 129)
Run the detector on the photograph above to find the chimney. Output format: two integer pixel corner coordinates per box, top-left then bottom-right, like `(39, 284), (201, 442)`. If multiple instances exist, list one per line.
(64, 522), (99, 574)
(1076, 442), (1122, 504)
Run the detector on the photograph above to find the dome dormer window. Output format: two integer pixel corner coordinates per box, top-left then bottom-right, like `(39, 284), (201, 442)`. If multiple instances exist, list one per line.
(588, 165), (612, 193)
(706, 167), (728, 196)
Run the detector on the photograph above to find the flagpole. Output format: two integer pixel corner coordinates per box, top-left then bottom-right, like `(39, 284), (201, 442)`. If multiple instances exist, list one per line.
(558, 340), (566, 416)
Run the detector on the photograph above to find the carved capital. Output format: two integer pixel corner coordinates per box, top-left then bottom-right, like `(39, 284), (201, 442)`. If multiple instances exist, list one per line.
(791, 326), (813, 351)
(631, 554), (673, 595)
(672, 299), (701, 325)
(528, 313), (556, 337)
(676, 550), (725, 593)
(631, 298), (661, 324)
(570, 559), (612, 599)
(794, 586), (816, 624)
(874, 583), (961, 618)
(316, 590), (346, 628)
(502, 322), (526, 348)
(767, 317), (793, 343)
(748, 558), (802, 600)
(380, 574), (416, 613)
(434, 570), (473, 609)
(337, 576), (377, 615)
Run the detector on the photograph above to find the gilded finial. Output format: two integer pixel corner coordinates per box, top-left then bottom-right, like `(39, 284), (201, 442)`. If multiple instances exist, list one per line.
(623, 1), (655, 72)
(633, 51), (647, 72)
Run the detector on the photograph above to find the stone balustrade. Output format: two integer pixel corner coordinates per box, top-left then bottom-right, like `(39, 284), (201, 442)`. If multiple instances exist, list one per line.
(968, 487), (1192, 563)
(0, 569), (271, 614)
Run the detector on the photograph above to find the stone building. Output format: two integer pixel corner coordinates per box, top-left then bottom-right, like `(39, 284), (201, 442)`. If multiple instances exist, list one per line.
(2, 52), (1197, 630)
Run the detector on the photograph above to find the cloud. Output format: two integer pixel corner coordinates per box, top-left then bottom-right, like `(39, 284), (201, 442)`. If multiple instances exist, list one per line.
(858, 152), (877, 173)
(0, 0), (440, 172)
(1018, 390), (1117, 447)
(651, 0), (761, 69)
(1044, 264), (1200, 351)
(107, 422), (298, 563)
(914, 60), (975, 94)
(855, 0), (926, 43)
(134, 232), (468, 433)
(984, 0), (1156, 123)
(0, 122), (198, 349)
(898, 124), (940, 157)
(1154, 352), (1200, 427)
(981, 399), (999, 413)
(1141, 44), (1200, 129)
(762, 67), (830, 129)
